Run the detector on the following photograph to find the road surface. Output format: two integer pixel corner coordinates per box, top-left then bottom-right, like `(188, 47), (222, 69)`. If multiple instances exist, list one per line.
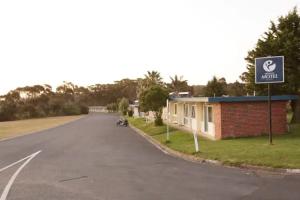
(0, 113), (299, 200)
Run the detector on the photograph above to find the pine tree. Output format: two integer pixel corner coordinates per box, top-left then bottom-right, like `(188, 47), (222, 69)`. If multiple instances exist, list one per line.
(240, 8), (300, 122)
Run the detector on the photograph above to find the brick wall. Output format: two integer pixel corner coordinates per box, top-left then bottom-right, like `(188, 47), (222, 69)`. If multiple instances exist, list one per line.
(219, 101), (287, 139)
(213, 103), (222, 140)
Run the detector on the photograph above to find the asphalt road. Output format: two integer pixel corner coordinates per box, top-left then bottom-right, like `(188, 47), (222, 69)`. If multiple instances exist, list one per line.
(0, 113), (300, 200)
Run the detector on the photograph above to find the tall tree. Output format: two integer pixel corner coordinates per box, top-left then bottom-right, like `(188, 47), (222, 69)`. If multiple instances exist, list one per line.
(240, 8), (300, 122)
(114, 79), (138, 102)
(204, 76), (227, 97)
(144, 71), (163, 87)
(168, 75), (190, 94)
(137, 71), (164, 98)
(227, 81), (246, 96)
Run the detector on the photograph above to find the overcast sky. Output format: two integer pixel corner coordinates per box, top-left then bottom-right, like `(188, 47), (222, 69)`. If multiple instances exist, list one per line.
(0, 0), (299, 94)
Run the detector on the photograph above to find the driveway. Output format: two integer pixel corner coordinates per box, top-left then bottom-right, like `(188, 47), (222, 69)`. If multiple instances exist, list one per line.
(0, 113), (299, 200)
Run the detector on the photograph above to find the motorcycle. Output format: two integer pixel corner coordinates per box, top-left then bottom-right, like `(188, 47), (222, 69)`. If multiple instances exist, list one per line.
(116, 118), (128, 127)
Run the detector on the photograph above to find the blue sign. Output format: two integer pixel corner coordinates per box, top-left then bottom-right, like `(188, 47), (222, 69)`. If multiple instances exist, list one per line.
(255, 56), (284, 84)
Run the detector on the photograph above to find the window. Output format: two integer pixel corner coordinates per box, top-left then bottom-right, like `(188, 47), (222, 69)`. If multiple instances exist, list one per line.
(174, 104), (177, 115)
(184, 104), (189, 117)
(208, 106), (213, 122)
(191, 105), (196, 118)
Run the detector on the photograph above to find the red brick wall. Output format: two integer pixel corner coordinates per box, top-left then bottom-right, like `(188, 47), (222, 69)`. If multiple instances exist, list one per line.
(213, 103), (222, 140)
(219, 101), (287, 139)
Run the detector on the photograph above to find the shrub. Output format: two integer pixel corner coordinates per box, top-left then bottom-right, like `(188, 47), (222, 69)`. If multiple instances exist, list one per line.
(80, 105), (89, 114)
(128, 110), (133, 117)
(62, 104), (81, 115)
(154, 117), (163, 126)
(119, 98), (129, 115)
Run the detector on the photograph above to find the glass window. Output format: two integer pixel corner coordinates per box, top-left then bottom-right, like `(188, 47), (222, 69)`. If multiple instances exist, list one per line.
(174, 104), (177, 115)
(184, 104), (189, 117)
(208, 107), (213, 122)
(191, 106), (195, 118)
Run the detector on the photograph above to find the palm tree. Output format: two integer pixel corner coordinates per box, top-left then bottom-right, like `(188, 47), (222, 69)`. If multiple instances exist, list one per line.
(169, 75), (189, 94)
(144, 71), (163, 87)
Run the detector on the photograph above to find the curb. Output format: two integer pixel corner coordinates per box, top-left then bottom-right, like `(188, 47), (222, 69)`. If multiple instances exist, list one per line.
(129, 124), (300, 175)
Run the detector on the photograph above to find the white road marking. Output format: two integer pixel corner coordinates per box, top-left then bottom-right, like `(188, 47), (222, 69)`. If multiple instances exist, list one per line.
(0, 151), (41, 200)
(0, 154), (34, 173)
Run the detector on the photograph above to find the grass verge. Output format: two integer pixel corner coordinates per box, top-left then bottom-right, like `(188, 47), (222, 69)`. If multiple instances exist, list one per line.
(128, 117), (300, 169)
(0, 115), (84, 140)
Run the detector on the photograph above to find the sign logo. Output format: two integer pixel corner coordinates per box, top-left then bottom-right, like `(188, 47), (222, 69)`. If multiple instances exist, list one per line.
(263, 60), (276, 72)
(255, 56), (284, 84)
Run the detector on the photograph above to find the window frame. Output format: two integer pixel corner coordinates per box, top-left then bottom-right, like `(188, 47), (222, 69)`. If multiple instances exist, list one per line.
(191, 105), (196, 118)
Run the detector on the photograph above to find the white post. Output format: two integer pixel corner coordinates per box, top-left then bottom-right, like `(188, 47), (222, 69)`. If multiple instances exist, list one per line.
(193, 131), (199, 152)
(190, 117), (199, 152)
(166, 99), (170, 141)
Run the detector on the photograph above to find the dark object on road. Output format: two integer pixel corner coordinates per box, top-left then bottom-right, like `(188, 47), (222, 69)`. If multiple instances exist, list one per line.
(116, 118), (128, 127)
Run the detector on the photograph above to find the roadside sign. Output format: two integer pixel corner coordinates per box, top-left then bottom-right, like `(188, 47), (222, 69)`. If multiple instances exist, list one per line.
(255, 55), (284, 145)
(166, 99), (170, 141)
(255, 56), (284, 84)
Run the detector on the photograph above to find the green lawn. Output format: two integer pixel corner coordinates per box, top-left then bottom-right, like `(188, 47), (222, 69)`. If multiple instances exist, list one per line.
(0, 115), (84, 140)
(128, 117), (300, 169)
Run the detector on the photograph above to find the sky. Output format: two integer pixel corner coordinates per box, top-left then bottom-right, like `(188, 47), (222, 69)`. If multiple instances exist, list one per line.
(0, 0), (299, 95)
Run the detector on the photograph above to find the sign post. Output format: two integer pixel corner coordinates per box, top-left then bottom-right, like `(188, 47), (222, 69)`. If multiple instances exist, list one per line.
(268, 83), (272, 144)
(193, 130), (199, 152)
(166, 99), (170, 142)
(189, 117), (199, 152)
(255, 56), (284, 144)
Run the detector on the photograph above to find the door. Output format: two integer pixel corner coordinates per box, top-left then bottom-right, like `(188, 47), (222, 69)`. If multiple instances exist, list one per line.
(204, 105), (208, 132)
(203, 105), (214, 136)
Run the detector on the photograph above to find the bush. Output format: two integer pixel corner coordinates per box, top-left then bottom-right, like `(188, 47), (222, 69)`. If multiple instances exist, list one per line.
(62, 104), (81, 115)
(119, 98), (129, 114)
(128, 110), (133, 117)
(80, 105), (89, 114)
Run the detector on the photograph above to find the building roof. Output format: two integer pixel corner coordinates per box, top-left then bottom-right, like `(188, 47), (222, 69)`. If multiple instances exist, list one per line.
(170, 95), (298, 103)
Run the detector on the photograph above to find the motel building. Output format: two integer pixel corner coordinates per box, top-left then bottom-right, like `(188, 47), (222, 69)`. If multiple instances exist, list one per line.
(163, 95), (298, 140)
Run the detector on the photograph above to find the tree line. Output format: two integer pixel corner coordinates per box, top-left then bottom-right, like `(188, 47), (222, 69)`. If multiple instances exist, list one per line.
(0, 80), (139, 122)
(112, 8), (300, 124)
(1, 8), (299, 123)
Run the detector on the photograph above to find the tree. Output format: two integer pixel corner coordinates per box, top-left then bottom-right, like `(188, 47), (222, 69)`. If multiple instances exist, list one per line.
(144, 71), (163, 88)
(192, 85), (206, 97)
(0, 91), (20, 121)
(137, 71), (164, 99)
(114, 79), (138, 102)
(227, 81), (246, 96)
(240, 8), (300, 122)
(118, 98), (129, 115)
(168, 75), (190, 94)
(139, 85), (168, 126)
(204, 76), (227, 97)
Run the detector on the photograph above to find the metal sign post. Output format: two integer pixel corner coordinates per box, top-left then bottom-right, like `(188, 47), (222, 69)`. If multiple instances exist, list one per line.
(268, 83), (272, 144)
(255, 56), (284, 145)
